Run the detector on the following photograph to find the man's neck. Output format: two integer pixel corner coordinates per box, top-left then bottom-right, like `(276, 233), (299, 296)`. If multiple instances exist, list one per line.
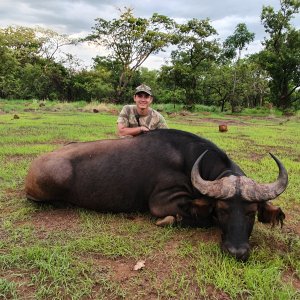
(136, 107), (150, 116)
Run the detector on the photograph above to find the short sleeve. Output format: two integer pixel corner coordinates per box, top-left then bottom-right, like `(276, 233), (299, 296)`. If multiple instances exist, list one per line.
(157, 114), (168, 129)
(117, 106), (129, 127)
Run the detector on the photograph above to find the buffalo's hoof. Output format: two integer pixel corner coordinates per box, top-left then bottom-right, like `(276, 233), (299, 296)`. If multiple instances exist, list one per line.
(156, 216), (175, 226)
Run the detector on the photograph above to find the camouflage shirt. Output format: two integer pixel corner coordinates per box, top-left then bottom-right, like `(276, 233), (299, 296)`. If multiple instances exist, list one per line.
(117, 105), (168, 130)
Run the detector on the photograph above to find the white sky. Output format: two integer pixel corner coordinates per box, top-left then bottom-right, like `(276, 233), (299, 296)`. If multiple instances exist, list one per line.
(0, 0), (299, 69)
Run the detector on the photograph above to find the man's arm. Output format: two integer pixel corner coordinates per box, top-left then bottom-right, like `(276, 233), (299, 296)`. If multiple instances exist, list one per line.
(117, 123), (149, 137)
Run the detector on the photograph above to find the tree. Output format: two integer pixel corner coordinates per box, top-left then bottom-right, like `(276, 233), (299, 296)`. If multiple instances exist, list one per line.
(85, 7), (176, 101)
(0, 26), (42, 98)
(0, 33), (18, 97)
(158, 64), (186, 105)
(92, 56), (123, 100)
(259, 0), (300, 109)
(223, 23), (255, 112)
(0, 26), (75, 100)
(242, 56), (270, 108)
(34, 27), (73, 61)
(203, 64), (233, 111)
(161, 18), (219, 109)
(0, 26), (42, 65)
(138, 67), (159, 92)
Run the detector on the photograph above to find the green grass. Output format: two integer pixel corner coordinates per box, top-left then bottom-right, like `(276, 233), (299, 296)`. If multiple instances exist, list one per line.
(0, 278), (18, 300)
(180, 241), (298, 299)
(0, 99), (299, 299)
(1, 245), (95, 299)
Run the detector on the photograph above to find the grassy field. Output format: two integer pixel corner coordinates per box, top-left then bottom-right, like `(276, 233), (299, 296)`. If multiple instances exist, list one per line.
(0, 100), (299, 299)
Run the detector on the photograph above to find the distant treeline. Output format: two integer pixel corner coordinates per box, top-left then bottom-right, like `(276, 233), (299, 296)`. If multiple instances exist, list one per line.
(0, 1), (299, 112)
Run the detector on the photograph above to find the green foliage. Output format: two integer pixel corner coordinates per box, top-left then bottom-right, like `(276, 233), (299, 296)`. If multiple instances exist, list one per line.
(0, 2), (299, 109)
(72, 67), (114, 102)
(159, 18), (219, 108)
(191, 242), (297, 299)
(85, 7), (177, 101)
(223, 23), (255, 113)
(0, 26), (74, 101)
(0, 278), (18, 299)
(0, 245), (94, 299)
(223, 23), (255, 59)
(259, 0), (300, 109)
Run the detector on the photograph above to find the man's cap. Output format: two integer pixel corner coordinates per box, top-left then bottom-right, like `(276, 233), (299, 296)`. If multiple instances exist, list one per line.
(135, 84), (152, 96)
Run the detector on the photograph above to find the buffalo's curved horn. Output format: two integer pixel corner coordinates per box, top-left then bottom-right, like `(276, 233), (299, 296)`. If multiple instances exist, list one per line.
(240, 153), (288, 201)
(191, 150), (238, 199)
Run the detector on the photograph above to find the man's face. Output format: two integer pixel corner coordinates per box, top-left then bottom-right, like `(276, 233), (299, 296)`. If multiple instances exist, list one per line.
(134, 92), (153, 110)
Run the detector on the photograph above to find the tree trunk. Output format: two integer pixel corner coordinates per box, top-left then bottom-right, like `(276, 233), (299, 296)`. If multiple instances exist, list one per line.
(280, 82), (293, 109)
(221, 99), (225, 112)
(116, 69), (131, 102)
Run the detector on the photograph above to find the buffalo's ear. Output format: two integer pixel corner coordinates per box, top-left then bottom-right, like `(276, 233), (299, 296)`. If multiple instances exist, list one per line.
(191, 198), (214, 217)
(257, 202), (285, 228)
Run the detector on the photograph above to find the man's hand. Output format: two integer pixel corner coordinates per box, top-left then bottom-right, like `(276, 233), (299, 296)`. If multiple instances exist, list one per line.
(140, 126), (150, 133)
(117, 123), (150, 137)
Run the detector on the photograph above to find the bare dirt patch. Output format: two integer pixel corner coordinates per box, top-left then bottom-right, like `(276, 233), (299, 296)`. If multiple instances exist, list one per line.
(89, 237), (204, 299)
(282, 268), (300, 291)
(2, 270), (36, 299)
(206, 285), (231, 300)
(197, 117), (248, 126)
(3, 188), (25, 199)
(171, 114), (250, 127)
(30, 208), (80, 234)
(91, 255), (138, 283)
(5, 154), (37, 163)
(84, 225), (222, 299)
(283, 204), (300, 236)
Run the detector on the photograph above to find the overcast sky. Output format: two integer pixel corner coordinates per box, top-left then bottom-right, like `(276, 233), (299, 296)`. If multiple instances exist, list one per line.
(1, 0), (299, 69)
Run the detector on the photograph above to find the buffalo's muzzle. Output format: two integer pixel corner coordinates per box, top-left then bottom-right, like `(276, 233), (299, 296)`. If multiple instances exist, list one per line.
(221, 242), (250, 262)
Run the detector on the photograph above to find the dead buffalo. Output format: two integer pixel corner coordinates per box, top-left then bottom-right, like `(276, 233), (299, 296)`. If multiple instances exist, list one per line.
(25, 129), (288, 261)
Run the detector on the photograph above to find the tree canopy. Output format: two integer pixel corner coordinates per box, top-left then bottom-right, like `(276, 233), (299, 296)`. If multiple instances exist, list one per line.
(259, 0), (300, 108)
(85, 7), (177, 101)
(0, 3), (299, 111)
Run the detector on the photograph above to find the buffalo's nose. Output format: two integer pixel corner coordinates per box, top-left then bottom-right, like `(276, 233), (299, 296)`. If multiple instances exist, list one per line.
(222, 243), (250, 261)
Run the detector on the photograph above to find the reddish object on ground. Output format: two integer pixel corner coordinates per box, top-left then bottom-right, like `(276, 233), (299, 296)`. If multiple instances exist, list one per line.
(219, 124), (228, 132)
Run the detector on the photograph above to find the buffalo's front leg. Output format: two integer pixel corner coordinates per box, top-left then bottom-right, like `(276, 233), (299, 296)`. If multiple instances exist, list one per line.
(155, 215), (175, 226)
(257, 202), (285, 227)
(155, 215), (183, 227)
(150, 190), (214, 228)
